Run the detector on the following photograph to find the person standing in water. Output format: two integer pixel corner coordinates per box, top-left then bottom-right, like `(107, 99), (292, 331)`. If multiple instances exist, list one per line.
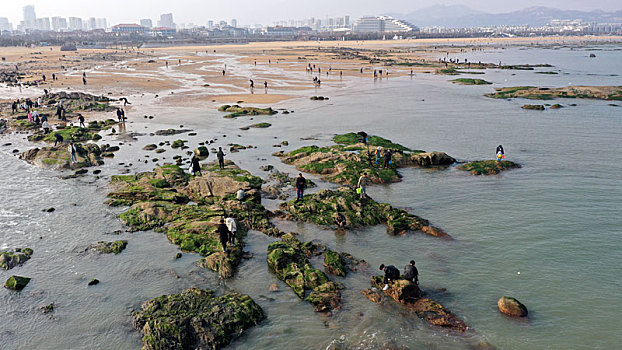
(295, 173), (307, 202)
(217, 147), (225, 169)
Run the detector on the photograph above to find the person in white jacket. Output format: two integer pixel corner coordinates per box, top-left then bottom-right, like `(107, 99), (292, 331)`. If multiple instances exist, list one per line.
(225, 217), (237, 244)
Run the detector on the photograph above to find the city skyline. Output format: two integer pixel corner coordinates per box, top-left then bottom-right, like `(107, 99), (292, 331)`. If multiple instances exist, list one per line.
(1, 0), (620, 28)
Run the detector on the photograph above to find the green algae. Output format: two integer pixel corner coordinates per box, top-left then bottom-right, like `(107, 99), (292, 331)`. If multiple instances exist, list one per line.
(451, 78), (492, 85)
(458, 160), (521, 175)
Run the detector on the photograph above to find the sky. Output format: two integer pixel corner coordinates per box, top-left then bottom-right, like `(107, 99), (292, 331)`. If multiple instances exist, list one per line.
(1, 0), (620, 26)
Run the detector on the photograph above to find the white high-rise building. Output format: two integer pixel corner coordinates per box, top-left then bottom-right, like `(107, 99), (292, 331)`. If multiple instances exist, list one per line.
(140, 19), (153, 28)
(23, 5), (36, 30)
(68, 17), (83, 31)
(0, 17), (12, 31)
(37, 18), (51, 31)
(207, 20), (214, 29)
(231, 19), (238, 28)
(158, 13), (175, 28)
(95, 18), (107, 29)
(51, 17), (68, 31)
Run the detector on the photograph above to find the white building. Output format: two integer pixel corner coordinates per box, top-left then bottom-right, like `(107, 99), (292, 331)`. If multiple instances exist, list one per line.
(68, 17), (83, 31)
(51, 17), (68, 31)
(23, 5), (36, 30)
(140, 19), (153, 28)
(354, 16), (416, 33)
(0, 17), (12, 31)
(36, 18), (51, 31)
(158, 13), (175, 28)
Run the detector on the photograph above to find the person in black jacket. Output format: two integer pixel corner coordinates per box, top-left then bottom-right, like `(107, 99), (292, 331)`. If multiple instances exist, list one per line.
(216, 219), (230, 254)
(379, 264), (400, 290)
(403, 260), (419, 285)
(295, 173), (306, 202)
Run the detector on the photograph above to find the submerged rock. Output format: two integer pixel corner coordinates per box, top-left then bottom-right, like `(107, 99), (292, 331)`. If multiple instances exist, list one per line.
(133, 287), (264, 350)
(0, 248), (33, 270)
(91, 240), (128, 254)
(497, 296), (528, 317)
(4, 275), (31, 291)
(218, 105), (277, 118)
(88, 278), (100, 286)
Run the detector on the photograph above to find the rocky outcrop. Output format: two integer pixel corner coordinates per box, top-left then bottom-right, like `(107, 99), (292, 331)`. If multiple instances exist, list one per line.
(19, 143), (103, 170)
(4, 275), (31, 291)
(107, 162), (280, 278)
(218, 105), (277, 118)
(133, 287), (264, 350)
(458, 160), (521, 175)
(497, 296), (528, 317)
(486, 85), (622, 101)
(276, 133), (454, 187)
(276, 187), (447, 238)
(267, 233), (343, 313)
(0, 248), (33, 270)
(366, 276), (468, 332)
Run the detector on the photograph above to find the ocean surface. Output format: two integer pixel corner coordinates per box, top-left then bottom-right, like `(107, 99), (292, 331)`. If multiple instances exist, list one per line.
(1, 44), (621, 350)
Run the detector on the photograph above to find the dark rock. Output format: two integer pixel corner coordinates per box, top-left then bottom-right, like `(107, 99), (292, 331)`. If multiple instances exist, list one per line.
(88, 278), (100, 286)
(498, 296), (528, 317)
(4, 275), (31, 291)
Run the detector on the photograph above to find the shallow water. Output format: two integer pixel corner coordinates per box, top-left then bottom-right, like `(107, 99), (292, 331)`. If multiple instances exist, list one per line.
(1, 45), (621, 349)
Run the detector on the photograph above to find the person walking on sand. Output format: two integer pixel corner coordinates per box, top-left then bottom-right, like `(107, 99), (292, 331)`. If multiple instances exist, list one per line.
(217, 219), (230, 254)
(225, 217), (237, 245)
(217, 147), (225, 169)
(250, 79), (254, 89)
(403, 260), (419, 285)
(191, 155), (202, 176)
(379, 264), (400, 290)
(116, 108), (122, 122)
(69, 142), (77, 163)
(82, 76), (87, 85)
(295, 173), (307, 202)
(78, 114), (85, 128)
(357, 173), (370, 199)
(264, 81), (268, 89)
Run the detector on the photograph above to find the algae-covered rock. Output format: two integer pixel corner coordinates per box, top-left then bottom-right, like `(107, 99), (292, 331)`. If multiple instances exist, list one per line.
(371, 275), (421, 303)
(486, 85), (622, 101)
(0, 248), (33, 270)
(498, 296), (528, 317)
(324, 250), (346, 277)
(218, 105), (277, 118)
(451, 78), (492, 85)
(19, 143), (104, 170)
(361, 288), (384, 303)
(267, 234), (342, 312)
(277, 132), (453, 187)
(133, 287), (264, 350)
(4, 275), (31, 291)
(458, 160), (521, 175)
(88, 278), (100, 286)
(277, 188), (437, 237)
(107, 162), (280, 278)
(522, 104), (545, 110)
(91, 240), (128, 254)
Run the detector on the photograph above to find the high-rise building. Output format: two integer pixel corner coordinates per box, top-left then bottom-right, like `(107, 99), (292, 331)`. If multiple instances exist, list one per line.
(231, 19), (237, 28)
(51, 17), (68, 31)
(207, 20), (214, 29)
(344, 16), (350, 27)
(96, 18), (107, 29)
(140, 19), (153, 28)
(68, 17), (83, 31)
(0, 17), (12, 31)
(23, 5), (36, 30)
(158, 13), (175, 28)
(36, 17), (51, 31)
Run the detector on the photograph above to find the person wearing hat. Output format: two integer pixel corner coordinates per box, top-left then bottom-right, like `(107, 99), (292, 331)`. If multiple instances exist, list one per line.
(374, 146), (382, 165)
(379, 264), (400, 290)
(403, 260), (419, 285)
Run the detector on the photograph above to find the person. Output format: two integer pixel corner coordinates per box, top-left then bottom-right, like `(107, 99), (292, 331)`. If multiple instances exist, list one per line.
(56, 105), (63, 119)
(225, 217), (237, 245)
(357, 131), (368, 144)
(383, 150), (393, 169)
(335, 213), (346, 228)
(374, 146), (382, 165)
(249, 79), (254, 89)
(191, 155), (202, 176)
(82, 76), (87, 85)
(120, 109), (126, 122)
(54, 133), (64, 147)
(379, 264), (400, 290)
(216, 219), (230, 254)
(69, 142), (77, 163)
(264, 81), (268, 89)
(11, 101), (17, 114)
(217, 147), (225, 169)
(403, 260), (419, 285)
(42, 74), (46, 82)
(116, 108), (123, 122)
(295, 173), (306, 202)
(78, 114), (85, 128)
(357, 173), (369, 199)
(496, 145), (505, 161)
(42, 120), (50, 134)
(236, 189), (245, 202)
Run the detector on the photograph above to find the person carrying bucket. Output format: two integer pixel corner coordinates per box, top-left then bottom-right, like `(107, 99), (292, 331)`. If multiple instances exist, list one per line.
(496, 145), (505, 161)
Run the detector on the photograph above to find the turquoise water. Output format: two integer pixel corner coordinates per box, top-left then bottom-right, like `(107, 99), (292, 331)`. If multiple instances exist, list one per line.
(0, 44), (620, 349)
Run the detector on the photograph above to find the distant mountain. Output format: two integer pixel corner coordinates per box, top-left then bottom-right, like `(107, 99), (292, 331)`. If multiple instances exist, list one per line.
(388, 5), (622, 27)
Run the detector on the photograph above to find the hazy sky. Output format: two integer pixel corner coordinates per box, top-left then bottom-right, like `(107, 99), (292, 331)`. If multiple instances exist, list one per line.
(1, 0), (620, 26)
